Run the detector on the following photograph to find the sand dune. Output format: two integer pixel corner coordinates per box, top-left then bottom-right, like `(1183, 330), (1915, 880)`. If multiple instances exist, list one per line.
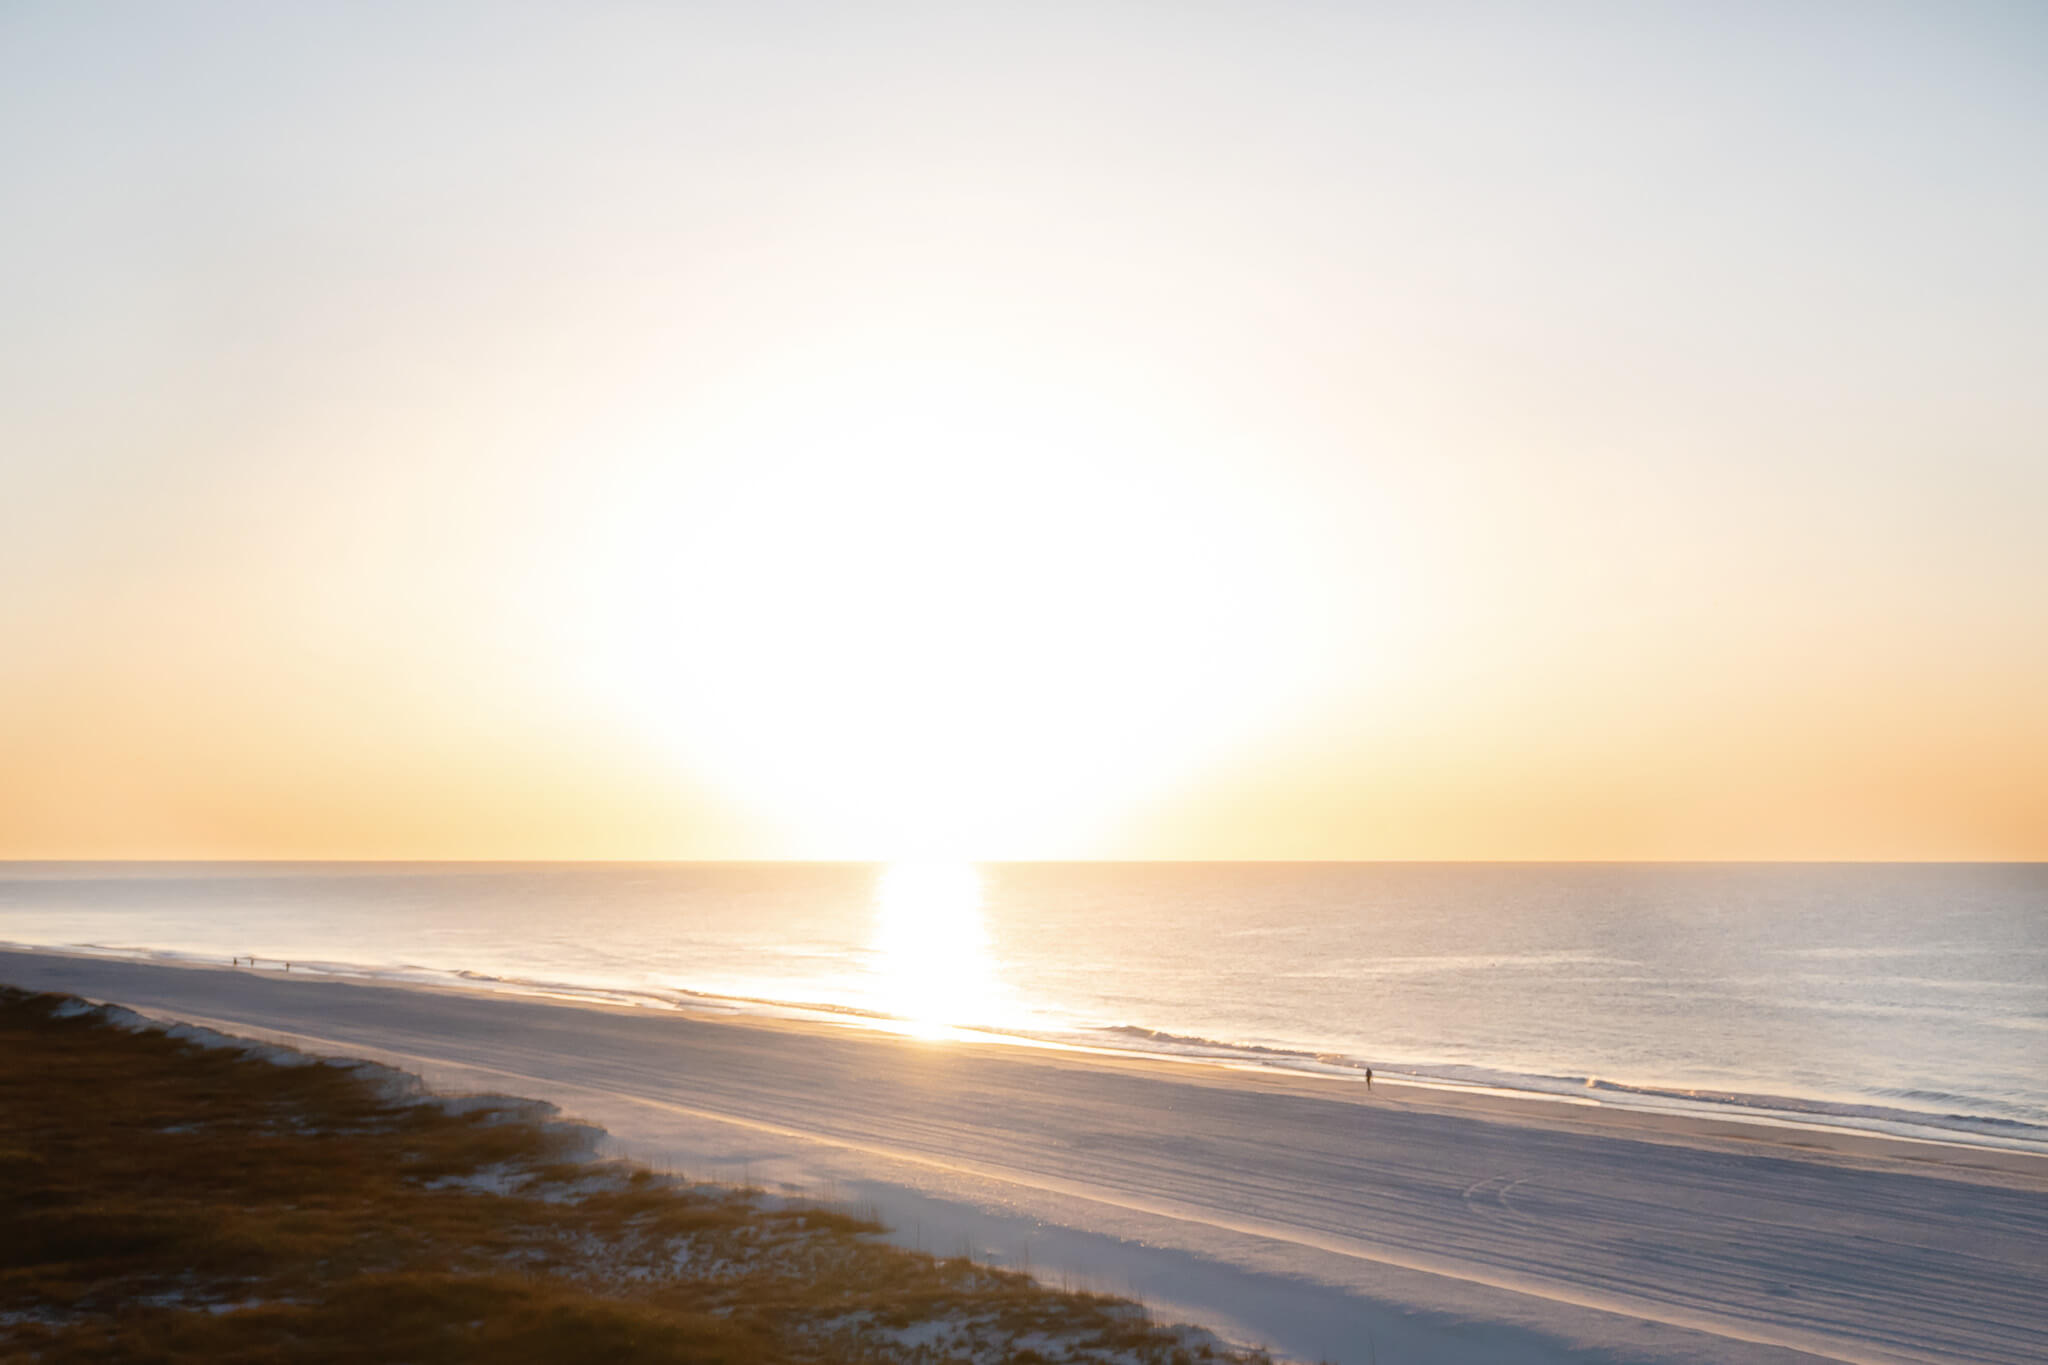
(4, 949), (2042, 1365)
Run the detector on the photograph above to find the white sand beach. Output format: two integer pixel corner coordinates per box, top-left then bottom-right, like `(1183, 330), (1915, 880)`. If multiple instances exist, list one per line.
(4, 948), (2042, 1365)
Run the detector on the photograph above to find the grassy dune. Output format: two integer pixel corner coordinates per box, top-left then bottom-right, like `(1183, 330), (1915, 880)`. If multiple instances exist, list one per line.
(0, 986), (1264, 1365)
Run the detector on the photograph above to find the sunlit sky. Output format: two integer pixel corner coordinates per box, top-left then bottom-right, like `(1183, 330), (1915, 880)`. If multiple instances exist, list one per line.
(3, 2), (2045, 860)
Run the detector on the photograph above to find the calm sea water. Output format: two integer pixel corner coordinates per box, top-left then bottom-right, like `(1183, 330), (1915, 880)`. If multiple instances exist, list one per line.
(3, 862), (2043, 1147)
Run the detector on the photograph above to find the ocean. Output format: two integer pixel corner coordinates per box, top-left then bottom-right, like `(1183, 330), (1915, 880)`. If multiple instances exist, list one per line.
(4, 860), (2043, 1149)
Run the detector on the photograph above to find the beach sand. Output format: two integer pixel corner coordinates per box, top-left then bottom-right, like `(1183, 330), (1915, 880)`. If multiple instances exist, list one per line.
(3, 948), (2042, 1365)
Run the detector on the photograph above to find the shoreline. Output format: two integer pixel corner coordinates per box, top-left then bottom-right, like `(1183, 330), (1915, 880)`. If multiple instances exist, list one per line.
(8, 937), (2041, 1159)
(4, 945), (2045, 1364)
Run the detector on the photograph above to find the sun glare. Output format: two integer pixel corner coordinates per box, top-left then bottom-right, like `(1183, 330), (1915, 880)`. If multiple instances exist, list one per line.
(869, 860), (1003, 1038)
(564, 334), (1342, 857)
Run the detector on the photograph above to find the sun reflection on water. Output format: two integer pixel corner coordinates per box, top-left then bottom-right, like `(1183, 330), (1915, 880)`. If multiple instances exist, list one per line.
(870, 861), (1005, 1039)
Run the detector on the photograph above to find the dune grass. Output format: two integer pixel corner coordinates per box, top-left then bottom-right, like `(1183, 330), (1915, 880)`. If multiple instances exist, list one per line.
(0, 986), (1263, 1364)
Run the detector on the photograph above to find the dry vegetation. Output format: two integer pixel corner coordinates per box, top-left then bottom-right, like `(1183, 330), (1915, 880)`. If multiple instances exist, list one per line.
(0, 986), (1265, 1364)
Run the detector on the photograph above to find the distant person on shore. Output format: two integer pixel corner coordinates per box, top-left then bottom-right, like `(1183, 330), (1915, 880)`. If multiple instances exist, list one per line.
(1366, 1067), (1373, 1089)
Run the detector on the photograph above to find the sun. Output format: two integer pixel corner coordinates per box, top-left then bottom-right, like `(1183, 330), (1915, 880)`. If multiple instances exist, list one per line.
(562, 331), (1337, 857)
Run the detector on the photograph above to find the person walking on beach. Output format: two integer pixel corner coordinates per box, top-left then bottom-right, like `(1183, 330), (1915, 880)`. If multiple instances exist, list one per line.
(1365, 1067), (1373, 1089)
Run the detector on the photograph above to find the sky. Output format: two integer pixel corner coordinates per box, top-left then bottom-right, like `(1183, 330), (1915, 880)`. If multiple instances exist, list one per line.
(3, 1), (2045, 861)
